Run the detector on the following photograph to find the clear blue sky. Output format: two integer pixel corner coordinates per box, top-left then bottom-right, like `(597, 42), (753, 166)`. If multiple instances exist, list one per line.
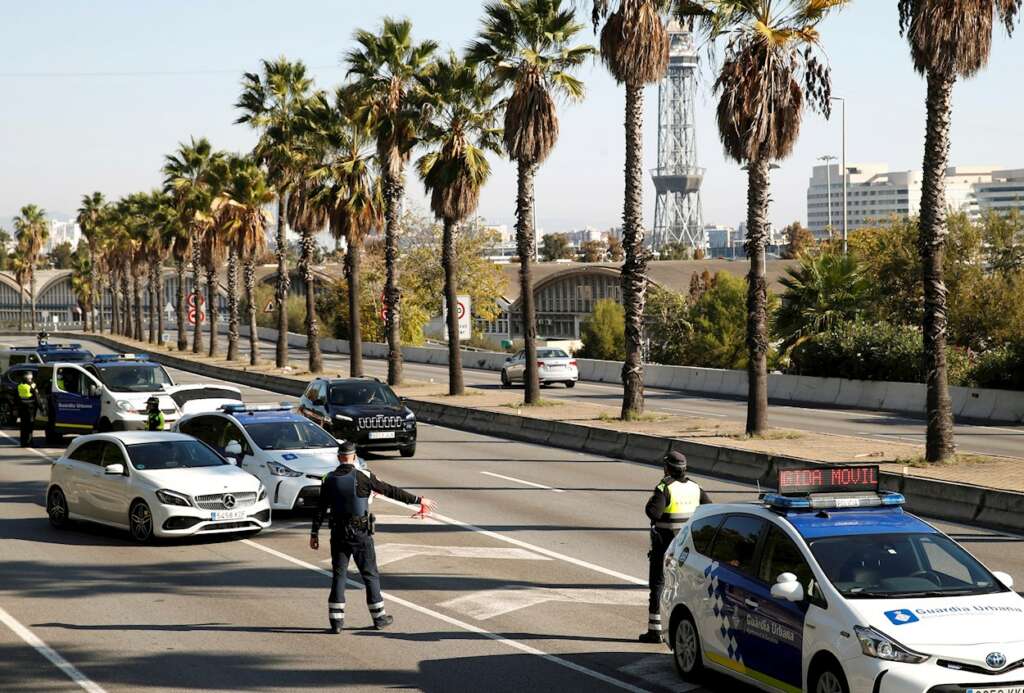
(1, 1), (1021, 233)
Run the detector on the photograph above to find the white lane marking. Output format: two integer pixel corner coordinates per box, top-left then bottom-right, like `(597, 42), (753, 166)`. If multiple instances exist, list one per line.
(619, 655), (699, 692)
(481, 470), (566, 493)
(0, 606), (108, 693)
(375, 497), (647, 586)
(241, 539), (649, 693)
(372, 543), (551, 567)
(0, 430), (61, 461)
(439, 586), (646, 621)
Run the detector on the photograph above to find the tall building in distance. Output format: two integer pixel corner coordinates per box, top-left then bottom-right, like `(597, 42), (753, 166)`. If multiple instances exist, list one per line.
(45, 220), (82, 252)
(650, 23), (704, 252)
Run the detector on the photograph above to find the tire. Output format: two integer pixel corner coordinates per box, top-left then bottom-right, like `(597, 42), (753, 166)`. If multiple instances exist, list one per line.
(500, 370), (511, 387)
(565, 380), (576, 389)
(96, 418), (113, 433)
(671, 613), (704, 682)
(129, 500), (154, 544)
(400, 445), (416, 458)
(45, 422), (61, 445)
(0, 399), (14, 426)
(47, 488), (69, 529)
(809, 660), (849, 693)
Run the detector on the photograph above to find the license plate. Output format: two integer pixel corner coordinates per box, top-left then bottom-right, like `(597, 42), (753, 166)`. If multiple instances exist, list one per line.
(211, 509), (246, 521)
(968, 688), (1024, 693)
(368, 431), (395, 440)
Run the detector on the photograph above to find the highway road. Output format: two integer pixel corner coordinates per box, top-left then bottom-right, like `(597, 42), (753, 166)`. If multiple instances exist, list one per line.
(2, 335), (1024, 692)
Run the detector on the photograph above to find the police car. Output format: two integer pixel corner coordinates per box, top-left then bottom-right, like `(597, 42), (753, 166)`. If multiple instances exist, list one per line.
(176, 404), (362, 511)
(661, 465), (1024, 693)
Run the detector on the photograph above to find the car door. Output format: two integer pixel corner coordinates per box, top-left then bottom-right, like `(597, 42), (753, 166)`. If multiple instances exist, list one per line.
(52, 365), (103, 432)
(180, 415), (230, 454)
(703, 514), (771, 682)
(63, 440), (105, 518)
(91, 442), (132, 525)
(508, 351), (525, 381)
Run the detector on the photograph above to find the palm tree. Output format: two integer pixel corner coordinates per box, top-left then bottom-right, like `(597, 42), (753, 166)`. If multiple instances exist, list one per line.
(160, 199), (192, 351)
(147, 193), (177, 346)
(468, 0), (594, 404)
(305, 86), (383, 378)
(69, 246), (93, 329)
(236, 58), (313, 369)
(11, 244), (30, 332)
(13, 204), (49, 331)
(76, 191), (106, 332)
(899, 0), (1022, 462)
(416, 53), (501, 395)
(591, 0), (668, 418)
(347, 17), (438, 386)
(683, 0), (847, 435)
(775, 252), (871, 352)
(285, 176), (328, 373)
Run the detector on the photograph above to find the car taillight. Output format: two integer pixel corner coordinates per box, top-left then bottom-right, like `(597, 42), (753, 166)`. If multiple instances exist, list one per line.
(537, 361), (545, 368)
(569, 360), (577, 367)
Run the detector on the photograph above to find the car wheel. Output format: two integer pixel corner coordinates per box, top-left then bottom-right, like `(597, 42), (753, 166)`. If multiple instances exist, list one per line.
(96, 418), (113, 433)
(45, 420), (61, 445)
(565, 380), (576, 389)
(500, 370), (511, 387)
(129, 500), (154, 544)
(810, 661), (849, 693)
(0, 399), (14, 426)
(400, 445), (416, 458)
(671, 613), (704, 681)
(47, 488), (69, 529)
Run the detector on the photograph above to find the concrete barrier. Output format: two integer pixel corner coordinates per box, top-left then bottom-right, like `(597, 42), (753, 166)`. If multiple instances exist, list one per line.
(668, 367), (696, 392)
(582, 427), (627, 459)
(548, 420), (590, 450)
(766, 373), (798, 401)
(881, 382), (926, 414)
(622, 433), (671, 464)
(718, 370), (748, 398)
(990, 390), (1024, 424)
(854, 380), (889, 411)
(958, 389), (998, 422)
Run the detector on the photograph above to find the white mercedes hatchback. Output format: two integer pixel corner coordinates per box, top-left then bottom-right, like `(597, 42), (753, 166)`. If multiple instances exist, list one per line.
(46, 432), (271, 542)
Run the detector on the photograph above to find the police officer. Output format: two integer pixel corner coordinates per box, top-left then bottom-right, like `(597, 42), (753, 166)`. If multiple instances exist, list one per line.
(145, 396), (164, 431)
(17, 372), (38, 447)
(639, 451), (710, 643)
(309, 441), (436, 633)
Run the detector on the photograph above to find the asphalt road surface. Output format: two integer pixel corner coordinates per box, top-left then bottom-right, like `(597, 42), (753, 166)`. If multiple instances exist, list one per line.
(2, 336), (1023, 692)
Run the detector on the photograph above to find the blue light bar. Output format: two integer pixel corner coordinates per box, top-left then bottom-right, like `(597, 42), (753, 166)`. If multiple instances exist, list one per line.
(764, 491), (905, 511)
(92, 353), (150, 362)
(219, 403), (293, 414)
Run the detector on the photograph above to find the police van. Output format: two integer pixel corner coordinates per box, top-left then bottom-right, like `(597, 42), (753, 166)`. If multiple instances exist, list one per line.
(0, 342), (94, 371)
(33, 354), (243, 442)
(661, 465), (1024, 693)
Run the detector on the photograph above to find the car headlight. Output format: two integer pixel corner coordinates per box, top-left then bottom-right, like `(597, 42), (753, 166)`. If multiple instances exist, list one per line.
(155, 489), (192, 507)
(334, 414), (353, 422)
(267, 460), (302, 477)
(404, 411), (415, 421)
(115, 400), (133, 413)
(257, 485), (267, 501)
(854, 626), (928, 664)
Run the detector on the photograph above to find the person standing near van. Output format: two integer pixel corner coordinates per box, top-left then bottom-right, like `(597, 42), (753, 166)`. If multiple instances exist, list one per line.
(17, 371), (38, 447)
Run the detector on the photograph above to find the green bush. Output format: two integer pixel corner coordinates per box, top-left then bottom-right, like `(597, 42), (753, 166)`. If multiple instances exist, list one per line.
(969, 342), (1024, 390)
(577, 299), (625, 361)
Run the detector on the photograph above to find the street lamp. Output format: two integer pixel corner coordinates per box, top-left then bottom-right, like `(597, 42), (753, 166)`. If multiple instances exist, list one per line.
(830, 96), (848, 254)
(818, 154), (837, 240)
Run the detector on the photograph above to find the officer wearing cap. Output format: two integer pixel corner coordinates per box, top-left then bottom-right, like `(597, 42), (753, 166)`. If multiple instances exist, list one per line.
(640, 450), (710, 643)
(17, 371), (38, 447)
(145, 397), (165, 431)
(310, 441), (436, 634)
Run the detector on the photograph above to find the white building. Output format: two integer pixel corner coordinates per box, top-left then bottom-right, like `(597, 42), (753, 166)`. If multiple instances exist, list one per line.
(972, 169), (1024, 217)
(46, 220), (82, 252)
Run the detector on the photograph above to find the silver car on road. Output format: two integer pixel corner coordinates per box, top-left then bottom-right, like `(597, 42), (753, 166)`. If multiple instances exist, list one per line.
(500, 348), (579, 388)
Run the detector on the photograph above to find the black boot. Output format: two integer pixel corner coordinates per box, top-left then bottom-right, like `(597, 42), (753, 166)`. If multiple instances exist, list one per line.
(638, 630), (664, 644)
(373, 614), (394, 630)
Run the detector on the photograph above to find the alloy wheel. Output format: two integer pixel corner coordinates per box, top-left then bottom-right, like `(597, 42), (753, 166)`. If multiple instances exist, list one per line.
(47, 489), (68, 528)
(130, 502), (153, 543)
(674, 619), (698, 673)
(816, 670), (844, 693)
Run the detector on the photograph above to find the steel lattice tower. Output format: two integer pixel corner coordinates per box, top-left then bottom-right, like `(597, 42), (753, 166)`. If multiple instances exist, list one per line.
(650, 25), (705, 252)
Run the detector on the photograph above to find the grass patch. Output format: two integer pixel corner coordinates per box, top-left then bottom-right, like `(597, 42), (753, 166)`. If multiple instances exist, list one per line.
(896, 453), (1001, 468)
(598, 411), (669, 423)
(500, 399), (560, 409)
(728, 430), (805, 441)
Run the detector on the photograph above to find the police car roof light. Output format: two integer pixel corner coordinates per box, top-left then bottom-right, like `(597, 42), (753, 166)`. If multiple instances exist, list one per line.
(763, 491), (905, 511)
(219, 403), (293, 415)
(92, 353), (149, 362)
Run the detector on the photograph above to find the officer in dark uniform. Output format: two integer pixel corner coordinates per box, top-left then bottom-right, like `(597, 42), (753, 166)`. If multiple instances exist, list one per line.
(640, 451), (710, 643)
(310, 441), (436, 633)
(145, 396), (165, 431)
(17, 372), (39, 447)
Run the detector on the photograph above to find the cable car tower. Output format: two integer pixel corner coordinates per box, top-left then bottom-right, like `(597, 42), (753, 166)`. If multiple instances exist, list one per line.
(650, 24), (705, 252)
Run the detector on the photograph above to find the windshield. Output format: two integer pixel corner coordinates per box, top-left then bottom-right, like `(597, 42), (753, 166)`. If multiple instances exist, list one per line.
(127, 440), (227, 470)
(329, 382), (400, 407)
(810, 532), (1005, 599)
(244, 420), (338, 450)
(538, 349), (569, 359)
(41, 351), (93, 363)
(94, 364), (173, 393)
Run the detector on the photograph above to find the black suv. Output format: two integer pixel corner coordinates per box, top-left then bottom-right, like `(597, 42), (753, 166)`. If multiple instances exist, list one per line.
(298, 377), (416, 457)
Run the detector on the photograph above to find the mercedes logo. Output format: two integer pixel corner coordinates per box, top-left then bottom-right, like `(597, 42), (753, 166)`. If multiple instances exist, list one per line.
(222, 494), (236, 509)
(986, 652), (1007, 670)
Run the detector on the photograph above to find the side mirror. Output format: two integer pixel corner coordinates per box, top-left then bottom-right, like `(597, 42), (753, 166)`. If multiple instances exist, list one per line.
(770, 572), (805, 603)
(224, 441), (243, 459)
(399, 396), (408, 404)
(104, 463), (125, 476)
(89, 385), (101, 397)
(993, 571), (1015, 590)
(504, 356), (512, 363)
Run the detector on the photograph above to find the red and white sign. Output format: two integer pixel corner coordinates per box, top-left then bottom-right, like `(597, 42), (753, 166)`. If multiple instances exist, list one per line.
(187, 293), (206, 309)
(443, 295), (471, 341)
(187, 308), (206, 325)
(263, 300), (275, 314)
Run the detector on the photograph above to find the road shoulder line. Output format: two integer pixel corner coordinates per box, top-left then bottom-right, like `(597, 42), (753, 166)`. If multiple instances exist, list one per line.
(0, 606), (107, 693)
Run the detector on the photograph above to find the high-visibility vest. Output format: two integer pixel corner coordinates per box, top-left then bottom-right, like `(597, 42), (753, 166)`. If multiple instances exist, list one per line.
(17, 383), (35, 402)
(147, 411), (165, 431)
(654, 479), (702, 530)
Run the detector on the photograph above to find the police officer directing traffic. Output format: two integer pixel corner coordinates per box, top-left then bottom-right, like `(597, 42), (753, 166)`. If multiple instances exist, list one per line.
(640, 451), (710, 643)
(145, 396), (164, 431)
(17, 372), (38, 447)
(310, 441), (436, 633)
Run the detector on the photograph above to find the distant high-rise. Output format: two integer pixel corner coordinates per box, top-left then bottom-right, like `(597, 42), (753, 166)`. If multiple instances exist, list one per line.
(46, 220), (82, 252)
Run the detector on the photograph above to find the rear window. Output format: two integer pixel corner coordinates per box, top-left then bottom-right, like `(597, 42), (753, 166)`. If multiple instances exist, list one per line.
(690, 514), (724, 555)
(538, 349), (569, 359)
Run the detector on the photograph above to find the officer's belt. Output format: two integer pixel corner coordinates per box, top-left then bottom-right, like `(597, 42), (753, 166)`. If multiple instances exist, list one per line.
(332, 515), (370, 530)
(654, 513), (693, 530)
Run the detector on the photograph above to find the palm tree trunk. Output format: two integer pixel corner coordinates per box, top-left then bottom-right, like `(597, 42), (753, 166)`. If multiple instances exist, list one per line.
(30, 271), (36, 332)
(515, 158), (540, 405)
(89, 249), (97, 332)
(17, 290), (23, 333)
(301, 229), (322, 373)
(191, 240), (203, 353)
(97, 276), (105, 334)
(245, 259), (259, 366)
(442, 218), (464, 396)
(175, 259), (187, 351)
(920, 70), (957, 462)
(620, 81), (649, 420)
(275, 196), (289, 368)
(382, 171), (404, 386)
(206, 266), (218, 357)
(132, 269), (143, 342)
(110, 270), (119, 335)
(121, 273), (132, 339)
(744, 157), (771, 435)
(227, 247), (239, 361)
(345, 236), (363, 377)
(147, 263), (156, 343)
(156, 264), (165, 346)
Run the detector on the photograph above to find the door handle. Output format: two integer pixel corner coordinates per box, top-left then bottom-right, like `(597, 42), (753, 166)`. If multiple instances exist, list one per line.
(744, 599), (760, 609)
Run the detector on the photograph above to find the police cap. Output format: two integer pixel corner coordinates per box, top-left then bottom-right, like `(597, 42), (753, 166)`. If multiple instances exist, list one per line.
(664, 450), (687, 474)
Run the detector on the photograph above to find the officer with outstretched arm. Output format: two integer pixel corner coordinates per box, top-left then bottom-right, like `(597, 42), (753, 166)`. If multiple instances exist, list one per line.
(639, 451), (711, 643)
(310, 441), (436, 633)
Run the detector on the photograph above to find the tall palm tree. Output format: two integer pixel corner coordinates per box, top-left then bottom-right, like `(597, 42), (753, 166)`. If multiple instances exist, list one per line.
(592, 0), (668, 418)
(347, 17), (438, 386)
(11, 244), (30, 332)
(148, 193), (177, 346)
(416, 53), (501, 395)
(305, 86), (383, 377)
(285, 176), (328, 373)
(236, 57), (314, 369)
(13, 204), (49, 331)
(683, 0), (846, 435)
(899, 0), (1022, 462)
(76, 191), (106, 332)
(160, 199), (192, 352)
(69, 246), (93, 326)
(468, 0), (594, 404)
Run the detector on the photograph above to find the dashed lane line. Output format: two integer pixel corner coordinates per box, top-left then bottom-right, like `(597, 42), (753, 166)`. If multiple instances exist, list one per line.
(481, 470), (566, 493)
(0, 606), (108, 693)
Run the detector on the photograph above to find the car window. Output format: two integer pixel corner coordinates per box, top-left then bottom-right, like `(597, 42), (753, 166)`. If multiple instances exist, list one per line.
(303, 383), (319, 402)
(328, 382), (400, 407)
(538, 349), (569, 358)
(244, 420), (338, 450)
(68, 440), (105, 465)
(9, 355), (25, 366)
(220, 421), (249, 453)
(690, 514), (724, 556)
(56, 367), (92, 396)
(94, 364), (173, 393)
(100, 442), (126, 468)
(709, 515), (767, 576)
(179, 416), (229, 449)
(126, 440), (229, 470)
(760, 525), (816, 593)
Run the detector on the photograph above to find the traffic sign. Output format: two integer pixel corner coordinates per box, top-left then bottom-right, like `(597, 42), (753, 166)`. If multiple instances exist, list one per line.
(187, 293), (206, 309)
(187, 308), (206, 325)
(442, 295), (472, 341)
(380, 291), (388, 324)
(263, 300), (275, 314)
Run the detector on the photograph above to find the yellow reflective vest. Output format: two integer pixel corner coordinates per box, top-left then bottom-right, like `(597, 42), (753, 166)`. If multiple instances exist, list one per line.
(654, 479), (702, 530)
(17, 382), (36, 402)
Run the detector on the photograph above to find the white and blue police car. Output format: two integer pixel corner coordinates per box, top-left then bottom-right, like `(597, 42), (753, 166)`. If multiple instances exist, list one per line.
(176, 404), (363, 511)
(661, 465), (1024, 693)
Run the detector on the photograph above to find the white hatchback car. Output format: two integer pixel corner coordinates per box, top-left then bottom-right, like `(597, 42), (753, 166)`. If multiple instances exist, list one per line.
(46, 432), (271, 542)
(661, 465), (1024, 693)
